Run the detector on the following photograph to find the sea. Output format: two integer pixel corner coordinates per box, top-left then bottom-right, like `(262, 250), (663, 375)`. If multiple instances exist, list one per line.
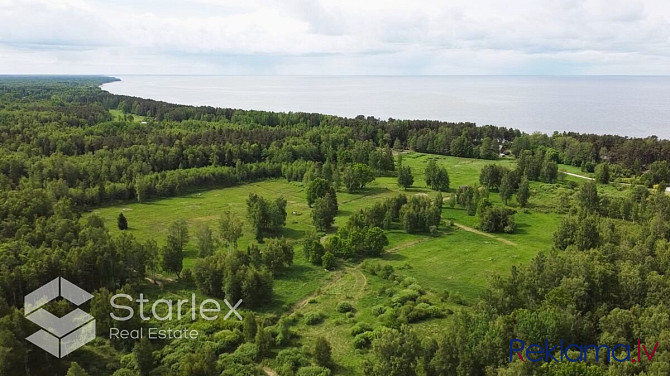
(101, 76), (670, 139)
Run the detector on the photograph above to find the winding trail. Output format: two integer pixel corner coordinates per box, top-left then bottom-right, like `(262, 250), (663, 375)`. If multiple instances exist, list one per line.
(452, 222), (517, 246)
(385, 237), (432, 253)
(561, 171), (594, 181)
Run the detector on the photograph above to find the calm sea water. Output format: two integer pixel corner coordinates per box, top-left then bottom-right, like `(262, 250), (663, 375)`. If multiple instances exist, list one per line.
(102, 76), (670, 139)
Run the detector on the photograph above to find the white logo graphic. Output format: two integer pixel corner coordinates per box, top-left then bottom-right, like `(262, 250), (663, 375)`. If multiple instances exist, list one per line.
(24, 277), (96, 358)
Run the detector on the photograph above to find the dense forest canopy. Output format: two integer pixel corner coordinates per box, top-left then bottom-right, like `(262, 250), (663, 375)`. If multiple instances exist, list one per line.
(1, 77), (670, 376)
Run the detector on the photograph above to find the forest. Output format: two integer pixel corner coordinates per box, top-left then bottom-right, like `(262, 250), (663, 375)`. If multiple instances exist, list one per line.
(1, 76), (670, 376)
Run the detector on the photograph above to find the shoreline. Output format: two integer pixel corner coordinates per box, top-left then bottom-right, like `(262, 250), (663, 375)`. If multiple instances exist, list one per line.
(100, 75), (670, 140)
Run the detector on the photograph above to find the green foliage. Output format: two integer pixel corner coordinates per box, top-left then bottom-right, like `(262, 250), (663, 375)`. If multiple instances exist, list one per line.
(646, 160), (670, 186)
(117, 212), (128, 230)
(312, 192), (338, 231)
(133, 338), (154, 376)
(335, 301), (355, 313)
(397, 165), (414, 189)
(246, 193), (287, 241)
(276, 348), (310, 374)
(195, 223), (215, 257)
(161, 219), (189, 278)
(325, 225), (388, 258)
(576, 181), (599, 212)
(450, 131), (474, 158)
(255, 323), (272, 359)
(342, 163), (375, 192)
(304, 312), (324, 325)
(400, 195), (441, 233)
(313, 337), (332, 368)
(516, 176), (530, 207)
(296, 366), (332, 376)
(243, 313), (257, 342)
(479, 206), (516, 233)
(66, 362), (89, 376)
(262, 238), (294, 274)
(425, 160), (451, 192)
(219, 211), (243, 251)
(306, 178), (332, 207)
(321, 251), (336, 270)
(303, 232), (326, 265)
(479, 163), (508, 191)
(363, 325), (421, 376)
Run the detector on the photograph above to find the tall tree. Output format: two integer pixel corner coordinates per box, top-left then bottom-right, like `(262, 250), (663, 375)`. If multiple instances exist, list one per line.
(219, 211), (243, 251)
(306, 178), (331, 207)
(133, 337), (154, 376)
(312, 193), (337, 231)
(499, 172), (514, 205)
(363, 325), (421, 376)
(161, 219), (189, 278)
(195, 223), (215, 257)
(397, 165), (414, 190)
(576, 181), (599, 213)
(517, 177), (530, 208)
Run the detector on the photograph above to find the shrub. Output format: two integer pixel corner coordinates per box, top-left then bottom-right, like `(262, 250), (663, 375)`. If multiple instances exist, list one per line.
(350, 322), (373, 337)
(336, 302), (355, 313)
(401, 277), (418, 287)
(345, 312), (355, 318)
(276, 348), (310, 374)
(353, 331), (375, 349)
(232, 342), (257, 364)
(407, 283), (424, 293)
(304, 312), (324, 325)
(391, 289), (420, 305)
(371, 305), (387, 316)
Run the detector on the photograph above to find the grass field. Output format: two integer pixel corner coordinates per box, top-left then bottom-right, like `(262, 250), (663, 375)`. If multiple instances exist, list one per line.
(88, 152), (613, 371)
(109, 109), (147, 122)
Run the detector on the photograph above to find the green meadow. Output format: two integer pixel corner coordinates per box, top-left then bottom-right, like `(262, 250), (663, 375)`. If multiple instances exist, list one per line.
(88, 152), (573, 371)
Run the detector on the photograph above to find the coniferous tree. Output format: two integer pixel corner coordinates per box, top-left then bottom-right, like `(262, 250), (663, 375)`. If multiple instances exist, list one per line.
(314, 337), (332, 368)
(117, 212), (128, 230)
(66, 363), (89, 376)
(133, 337), (154, 376)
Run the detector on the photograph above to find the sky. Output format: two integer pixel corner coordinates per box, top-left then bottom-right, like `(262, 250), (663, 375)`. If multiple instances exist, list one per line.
(0, 0), (669, 75)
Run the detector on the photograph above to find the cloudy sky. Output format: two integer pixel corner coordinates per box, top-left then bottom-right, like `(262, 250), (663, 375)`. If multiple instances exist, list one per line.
(0, 0), (669, 75)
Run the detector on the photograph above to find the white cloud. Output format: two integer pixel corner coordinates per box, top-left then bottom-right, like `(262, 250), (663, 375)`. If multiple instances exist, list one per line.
(0, 0), (668, 74)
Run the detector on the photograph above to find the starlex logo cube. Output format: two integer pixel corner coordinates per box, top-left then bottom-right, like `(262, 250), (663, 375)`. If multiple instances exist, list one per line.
(24, 277), (96, 358)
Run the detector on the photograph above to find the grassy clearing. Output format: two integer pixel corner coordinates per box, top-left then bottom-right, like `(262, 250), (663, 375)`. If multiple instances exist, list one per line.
(86, 151), (642, 373)
(86, 152), (564, 311)
(109, 109), (147, 122)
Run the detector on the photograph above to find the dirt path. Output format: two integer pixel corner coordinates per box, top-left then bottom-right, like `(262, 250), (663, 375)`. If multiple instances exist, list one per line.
(263, 367), (278, 376)
(288, 270), (347, 313)
(351, 267), (368, 300)
(385, 237), (431, 253)
(561, 171), (594, 180)
(288, 263), (370, 314)
(453, 222), (517, 246)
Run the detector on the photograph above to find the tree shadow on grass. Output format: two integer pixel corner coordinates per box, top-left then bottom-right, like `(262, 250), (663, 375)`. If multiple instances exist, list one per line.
(513, 222), (530, 235)
(383, 253), (408, 261)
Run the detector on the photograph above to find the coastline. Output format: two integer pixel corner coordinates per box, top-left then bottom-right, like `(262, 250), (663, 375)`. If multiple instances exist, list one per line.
(100, 75), (670, 140)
